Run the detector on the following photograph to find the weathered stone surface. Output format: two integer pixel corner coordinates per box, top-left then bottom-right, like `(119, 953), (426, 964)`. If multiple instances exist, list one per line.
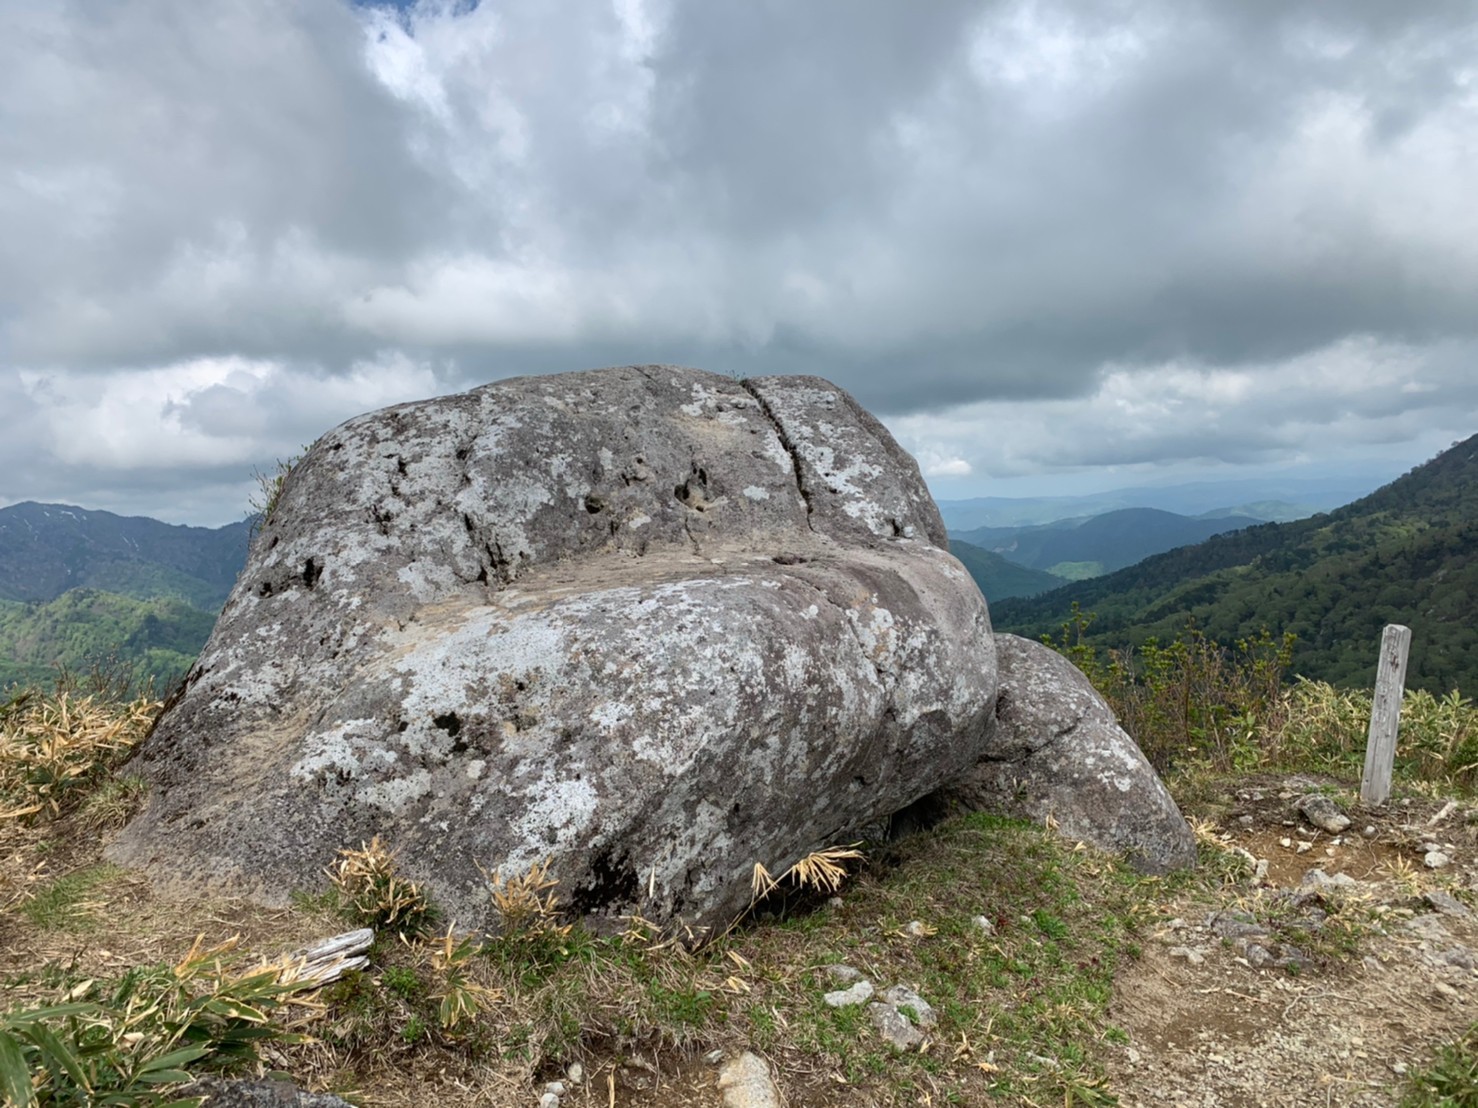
(181, 1078), (354, 1108)
(717, 1051), (781, 1108)
(109, 366), (996, 933)
(1297, 793), (1352, 834)
(937, 633), (1195, 874)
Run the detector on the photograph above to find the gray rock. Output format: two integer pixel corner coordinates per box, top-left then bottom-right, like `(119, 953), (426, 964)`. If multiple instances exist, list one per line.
(935, 634), (1195, 874)
(1425, 890), (1472, 918)
(538, 1095), (559, 1108)
(1244, 943), (1275, 969)
(1426, 851), (1453, 869)
(1168, 945), (1206, 965)
(825, 964), (865, 983)
(181, 1078), (354, 1108)
(1297, 794), (1351, 834)
(869, 1002), (927, 1050)
(1208, 909), (1269, 940)
(1300, 868), (1358, 891)
(881, 985), (937, 1029)
(717, 1052), (781, 1108)
(109, 368), (997, 932)
(824, 980), (875, 1007)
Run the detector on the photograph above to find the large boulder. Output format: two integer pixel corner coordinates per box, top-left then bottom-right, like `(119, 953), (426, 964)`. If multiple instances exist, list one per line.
(941, 633), (1196, 874)
(109, 366), (997, 933)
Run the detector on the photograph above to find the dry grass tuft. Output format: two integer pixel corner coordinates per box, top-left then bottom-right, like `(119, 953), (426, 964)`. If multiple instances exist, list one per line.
(483, 856), (569, 938)
(327, 836), (437, 936)
(0, 690), (158, 822)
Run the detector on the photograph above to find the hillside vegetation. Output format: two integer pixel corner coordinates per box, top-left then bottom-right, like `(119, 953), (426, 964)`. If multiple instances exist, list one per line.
(0, 503), (248, 692)
(994, 433), (1478, 696)
(948, 539), (1066, 600)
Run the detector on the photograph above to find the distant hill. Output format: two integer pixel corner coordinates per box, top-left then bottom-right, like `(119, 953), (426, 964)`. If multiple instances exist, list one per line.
(0, 502), (250, 609)
(935, 475), (1376, 531)
(949, 540), (1067, 601)
(0, 502), (250, 691)
(992, 435), (1478, 696)
(951, 508), (1264, 578)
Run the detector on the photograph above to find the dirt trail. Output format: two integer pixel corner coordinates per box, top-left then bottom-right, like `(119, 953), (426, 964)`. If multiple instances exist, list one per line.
(1105, 779), (1478, 1108)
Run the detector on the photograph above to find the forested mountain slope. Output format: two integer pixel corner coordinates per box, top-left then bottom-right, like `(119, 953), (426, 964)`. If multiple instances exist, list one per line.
(949, 540), (1067, 600)
(993, 434), (1478, 695)
(0, 502), (250, 691)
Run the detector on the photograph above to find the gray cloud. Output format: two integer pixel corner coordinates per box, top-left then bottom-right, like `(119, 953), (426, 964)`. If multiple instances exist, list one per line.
(1, 0), (1476, 521)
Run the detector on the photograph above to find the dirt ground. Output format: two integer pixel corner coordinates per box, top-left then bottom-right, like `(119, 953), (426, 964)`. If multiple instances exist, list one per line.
(470, 777), (1478, 1108)
(1100, 777), (1478, 1108)
(6, 775), (1476, 1107)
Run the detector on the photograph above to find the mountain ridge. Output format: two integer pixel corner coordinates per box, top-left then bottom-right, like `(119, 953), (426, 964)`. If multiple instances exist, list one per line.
(992, 434), (1478, 695)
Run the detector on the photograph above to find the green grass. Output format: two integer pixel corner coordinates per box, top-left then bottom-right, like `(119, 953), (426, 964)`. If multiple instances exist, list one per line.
(20, 864), (121, 932)
(1404, 1022), (1478, 1106)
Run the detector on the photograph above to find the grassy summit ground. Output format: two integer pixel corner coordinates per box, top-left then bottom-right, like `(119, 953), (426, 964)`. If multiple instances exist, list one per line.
(3, 638), (1478, 1106)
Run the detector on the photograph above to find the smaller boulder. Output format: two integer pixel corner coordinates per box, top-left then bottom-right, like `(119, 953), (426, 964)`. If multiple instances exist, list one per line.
(1297, 793), (1351, 834)
(938, 634), (1195, 873)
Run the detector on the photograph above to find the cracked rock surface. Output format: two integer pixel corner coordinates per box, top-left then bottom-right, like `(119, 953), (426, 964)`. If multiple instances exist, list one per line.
(937, 633), (1196, 873)
(109, 366), (996, 932)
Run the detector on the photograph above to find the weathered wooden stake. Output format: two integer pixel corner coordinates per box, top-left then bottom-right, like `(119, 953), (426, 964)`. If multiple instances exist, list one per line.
(1360, 624), (1411, 807)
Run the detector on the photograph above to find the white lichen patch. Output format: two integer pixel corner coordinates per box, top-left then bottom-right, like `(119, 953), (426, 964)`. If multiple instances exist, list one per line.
(742, 485), (771, 501)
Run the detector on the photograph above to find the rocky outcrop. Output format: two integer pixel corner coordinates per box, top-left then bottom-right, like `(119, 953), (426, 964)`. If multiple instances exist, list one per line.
(109, 366), (997, 933)
(941, 633), (1196, 873)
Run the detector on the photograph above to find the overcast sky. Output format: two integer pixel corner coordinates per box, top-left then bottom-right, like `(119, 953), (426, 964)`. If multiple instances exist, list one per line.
(2, 0), (1476, 525)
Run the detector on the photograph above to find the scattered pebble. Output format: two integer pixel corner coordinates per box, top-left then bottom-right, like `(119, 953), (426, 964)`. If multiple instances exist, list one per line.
(538, 1094), (559, 1108)
(1169, 945), (1206, 965)
(1425, 850), (1452, 869)
(823, 980), (875, 1008)
(1279, 837), (1293, 848)
(825, 964), (864, 984)
(1363, 825), (1377, 837)
(1295, 841), (1313, 854)
(565, 1063), (583, 1085)
(869, 1002), (925, 1050)
(972, 915), (996, 935)
(904, 920), (933, 938)
(1298, 793), (1352, 834)
(1424, 890), (1471, 918)
(717, 1052), (781, 1108)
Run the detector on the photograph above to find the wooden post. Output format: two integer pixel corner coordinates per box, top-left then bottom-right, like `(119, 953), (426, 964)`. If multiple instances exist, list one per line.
(1360, 624), (1411, 807)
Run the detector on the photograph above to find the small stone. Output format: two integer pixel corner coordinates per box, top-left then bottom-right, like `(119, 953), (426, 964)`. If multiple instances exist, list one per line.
(1238, 814), (1254, 827)
(1253, 859), (1269, 882)
(1363, 956), (1383, 973)
(904, 920), (933, 938)
(539, 1095), (559, 1108)
(1425, 850), (1452, 869)
(717, 1052), (781, 1108)
(1280, 837), (1293, 849)
(824, 980), (875, 1008)
(544, 1082), (567, 1097)
(1169, 946), (1206, 965)
(565, 1063), (584, 1085)
(1363, 825), (1377, 837)
(869, 1002), (925, 1050)
(827, 897), (844, 909)
(1297, 793), (1352, 834)
(1439, 946), (1476, 970)
(1244, 944), (1275, 969)
(881, 985), (937, 1029)
(1425, 890), (1471, 918)
(825, 964), (864, 984)
(705, 1050), (726, 1065)
(972, 915), (996, 935)
(1295, 841), (1313, 854)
